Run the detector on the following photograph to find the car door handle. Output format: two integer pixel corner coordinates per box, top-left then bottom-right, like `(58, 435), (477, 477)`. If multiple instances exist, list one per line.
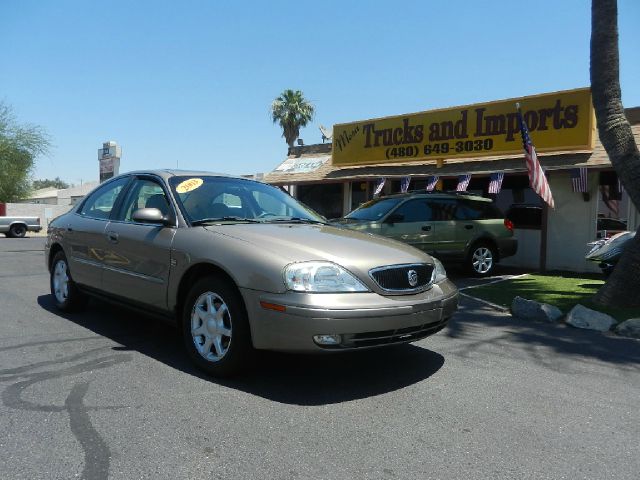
(421, 225), (431, 231)
(107, 231), (119, 243)
(464, 225), (474, 230)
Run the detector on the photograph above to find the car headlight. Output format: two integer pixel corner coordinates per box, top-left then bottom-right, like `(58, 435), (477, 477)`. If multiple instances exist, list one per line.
(284, 262), (369, 293)
(431, 258), (447, 284)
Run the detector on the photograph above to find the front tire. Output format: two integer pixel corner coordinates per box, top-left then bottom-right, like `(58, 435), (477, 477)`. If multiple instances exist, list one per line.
(50, 251), (87, 311)
(182, 275), (253, 377)
(467, 243), (497, 277)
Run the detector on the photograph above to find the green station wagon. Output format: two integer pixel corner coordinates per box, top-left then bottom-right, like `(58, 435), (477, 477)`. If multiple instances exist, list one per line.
(334, 191), (517, 276)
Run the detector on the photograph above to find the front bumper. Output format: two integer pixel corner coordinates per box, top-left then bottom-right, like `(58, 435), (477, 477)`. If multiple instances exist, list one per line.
(241, 279), (458, 352)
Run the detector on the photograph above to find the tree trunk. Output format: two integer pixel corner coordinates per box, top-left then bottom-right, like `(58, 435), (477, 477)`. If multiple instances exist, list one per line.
(590, 0), (640, 307)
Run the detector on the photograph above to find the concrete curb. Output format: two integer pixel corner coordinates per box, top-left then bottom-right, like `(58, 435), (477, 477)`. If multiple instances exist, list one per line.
(459, 292), (510, 313)
(457, 274), (529, 314)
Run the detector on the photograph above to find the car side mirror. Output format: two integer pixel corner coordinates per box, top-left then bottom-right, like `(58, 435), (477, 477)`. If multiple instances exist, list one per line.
(132, 208), (172, 226)
(385, 213), (404, 224)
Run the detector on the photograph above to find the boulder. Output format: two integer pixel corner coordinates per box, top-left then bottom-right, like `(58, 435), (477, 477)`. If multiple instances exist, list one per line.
(566, 304), (616, 332)
(511, 296), (563, 323)
(614, 318), (640, 339)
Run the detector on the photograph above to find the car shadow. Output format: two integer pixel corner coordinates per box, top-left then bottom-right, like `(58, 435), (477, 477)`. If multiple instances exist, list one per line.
(37, 295), (445, 406)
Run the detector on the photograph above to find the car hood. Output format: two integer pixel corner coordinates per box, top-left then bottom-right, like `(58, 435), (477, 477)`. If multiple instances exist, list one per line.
(203, 223), (431, 269)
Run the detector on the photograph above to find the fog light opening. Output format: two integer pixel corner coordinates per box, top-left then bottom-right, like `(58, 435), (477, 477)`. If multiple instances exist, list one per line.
(313, 334), (342, 346)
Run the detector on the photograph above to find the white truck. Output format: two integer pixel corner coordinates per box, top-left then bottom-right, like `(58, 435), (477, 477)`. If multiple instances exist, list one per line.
(0, 215), (42, 238)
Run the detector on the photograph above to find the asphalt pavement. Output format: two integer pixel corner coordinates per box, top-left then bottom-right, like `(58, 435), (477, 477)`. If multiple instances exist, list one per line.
(1, 237), (639, 480)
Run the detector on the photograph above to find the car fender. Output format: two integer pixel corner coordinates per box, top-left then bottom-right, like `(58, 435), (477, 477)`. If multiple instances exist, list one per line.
(463, 233), (498, 258)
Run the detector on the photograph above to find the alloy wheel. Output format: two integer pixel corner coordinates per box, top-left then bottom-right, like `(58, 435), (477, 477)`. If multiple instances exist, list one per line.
(190, 291), (233, 362)
(472, 247), (493, 275)
(53, 260), (70, 304)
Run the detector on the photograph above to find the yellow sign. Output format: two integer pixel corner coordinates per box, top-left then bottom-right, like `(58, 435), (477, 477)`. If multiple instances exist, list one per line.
(176, 178), (203, 193)
(331, 88), (594, 166)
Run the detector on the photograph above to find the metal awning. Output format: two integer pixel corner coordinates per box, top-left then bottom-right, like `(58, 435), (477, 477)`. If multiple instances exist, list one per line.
(262, 121), (639, 185)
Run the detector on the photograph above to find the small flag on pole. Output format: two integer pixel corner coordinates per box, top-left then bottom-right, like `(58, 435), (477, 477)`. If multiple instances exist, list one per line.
(488, 172), (504, 194)
(373, 177), (386, 196)
(570, 168), (588, 193)
(426, 175), (439, 191)
(400, 176), (410, 193)
(456, 174), (471, 192)
(517, 103), (554, 209)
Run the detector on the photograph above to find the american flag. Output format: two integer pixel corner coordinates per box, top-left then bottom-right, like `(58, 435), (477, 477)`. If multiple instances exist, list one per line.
(600, 185), (619, 216)
(456, 174), (471, 192)
(373, 177), (386, 196)
(517, 104), (554, 208)
(570, 168), (588, 193)
(426, 175), (439, 191)
(488, 172), (504, 194)
(400, 176), (410, 193)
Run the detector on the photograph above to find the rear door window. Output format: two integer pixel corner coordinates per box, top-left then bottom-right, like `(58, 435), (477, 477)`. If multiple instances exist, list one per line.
(78, 177), (130, 220)
(427, 199), (457, 221)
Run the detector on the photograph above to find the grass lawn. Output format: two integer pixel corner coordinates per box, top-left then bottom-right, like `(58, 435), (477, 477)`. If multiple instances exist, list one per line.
(463, 272), (640, 322)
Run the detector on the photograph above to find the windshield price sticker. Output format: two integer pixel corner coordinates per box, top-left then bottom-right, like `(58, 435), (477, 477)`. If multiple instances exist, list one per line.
(176, 178), (204, 193)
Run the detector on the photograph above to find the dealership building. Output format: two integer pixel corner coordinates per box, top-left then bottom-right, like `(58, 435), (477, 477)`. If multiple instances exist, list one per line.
(264, 88), (639, 273)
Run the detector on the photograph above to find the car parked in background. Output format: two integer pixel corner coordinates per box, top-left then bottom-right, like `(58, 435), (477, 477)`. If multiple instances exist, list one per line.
(596, 217), (627, 239)
(504, 204), (628, 241)
(586, 230), (635, 276)
(505, 204), (542, 229)
(0, 215), (42, 238)
(333, 191), (517, 276)
(45, 170), (458, 376)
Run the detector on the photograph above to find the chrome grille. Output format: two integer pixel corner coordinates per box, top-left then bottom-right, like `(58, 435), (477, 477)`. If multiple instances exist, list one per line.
(369, 263), (434, 293)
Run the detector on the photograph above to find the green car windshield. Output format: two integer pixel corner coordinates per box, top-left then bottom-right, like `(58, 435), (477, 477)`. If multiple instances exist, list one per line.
(345, 197), (404, 221)
(169, 176), (325, 224)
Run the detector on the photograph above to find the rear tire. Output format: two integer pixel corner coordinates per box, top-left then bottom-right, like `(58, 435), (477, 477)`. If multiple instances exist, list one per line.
(466, 242), (497, 277)
(182, 275), (253, 377)
(8, 224), (27, 238)
(50, 251), (87, 312)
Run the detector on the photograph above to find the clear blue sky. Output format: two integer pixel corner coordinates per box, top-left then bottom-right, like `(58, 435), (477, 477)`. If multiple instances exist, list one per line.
(2, 0), (639, 185)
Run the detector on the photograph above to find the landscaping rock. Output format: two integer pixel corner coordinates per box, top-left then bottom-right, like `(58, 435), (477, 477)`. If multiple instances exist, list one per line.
(614, 318), (640, 339)
(566, 304), (616, 332)
(511, 296), (563, 323)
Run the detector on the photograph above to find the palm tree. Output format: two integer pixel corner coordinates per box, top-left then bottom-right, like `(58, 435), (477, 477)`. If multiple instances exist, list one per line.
(271, 89), (315, 148)
(591, 0), (640, 307)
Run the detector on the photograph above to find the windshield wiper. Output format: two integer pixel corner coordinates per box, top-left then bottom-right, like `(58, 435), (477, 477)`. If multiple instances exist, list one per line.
(263, 217), (327, 225)
(192, 217), (262, 225)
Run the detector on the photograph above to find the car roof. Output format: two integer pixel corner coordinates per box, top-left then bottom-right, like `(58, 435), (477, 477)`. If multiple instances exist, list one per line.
(121, 169), (246, 180)
(507, 204), (542, 209)
(379, 190), (492, 202)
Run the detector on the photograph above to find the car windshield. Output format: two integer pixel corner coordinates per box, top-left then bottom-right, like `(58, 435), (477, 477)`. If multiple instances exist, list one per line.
(345, 197), (404, 221)
(168, 176), (326, 224)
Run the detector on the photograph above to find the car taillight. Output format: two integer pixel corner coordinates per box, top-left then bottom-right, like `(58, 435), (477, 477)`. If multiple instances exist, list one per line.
(504, 219), (514, 231)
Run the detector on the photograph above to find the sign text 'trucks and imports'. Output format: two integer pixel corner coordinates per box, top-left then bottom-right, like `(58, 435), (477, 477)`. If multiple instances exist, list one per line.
(331, 88), (594, 166)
